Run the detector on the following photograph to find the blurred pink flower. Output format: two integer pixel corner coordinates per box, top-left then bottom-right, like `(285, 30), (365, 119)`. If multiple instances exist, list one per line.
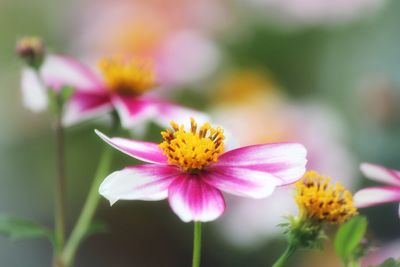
(240, 0), (385, 26)
(362, 239), (400, 266)
(211, 70), (356, 246)
(70, 0), (227, 88)
(354, 163), (400, 217)
(21, 55), (206, 128)
(96, 118), (307, 222)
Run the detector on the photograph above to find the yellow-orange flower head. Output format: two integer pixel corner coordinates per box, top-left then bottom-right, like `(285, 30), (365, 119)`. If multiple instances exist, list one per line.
(159, 118), (225, 172)
(98, 56), (155, 96)
(16, 36), (45, 68)
(295, 171), (357, 224)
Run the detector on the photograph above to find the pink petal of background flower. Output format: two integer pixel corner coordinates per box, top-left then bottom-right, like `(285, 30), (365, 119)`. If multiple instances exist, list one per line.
(360, 163), (400, 186)
(21, 68), (48, 112)
(354, 187), (400, 208)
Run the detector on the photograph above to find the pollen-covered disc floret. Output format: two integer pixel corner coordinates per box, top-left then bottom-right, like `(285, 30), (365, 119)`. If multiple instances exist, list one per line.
(16, 37), (45, 68)
(98, 56), (155, 96)
(159, 118), (225, 172)
(295, 171), (357, 224)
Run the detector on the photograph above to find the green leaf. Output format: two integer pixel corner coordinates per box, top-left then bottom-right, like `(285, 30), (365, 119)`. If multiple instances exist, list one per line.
(60, 86), (75, 105)
(47, 86), (75, 116)
(0, 215), (53, 242)
(334, 216), (368, 261)
(47, 88), (59, 115)
(377, 258), (400, 267)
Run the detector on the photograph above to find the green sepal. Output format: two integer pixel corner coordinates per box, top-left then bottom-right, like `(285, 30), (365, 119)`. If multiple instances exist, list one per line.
(281, 215), (326, 250)
(47, 86), (75, 116)
(0, 214), (54, 243)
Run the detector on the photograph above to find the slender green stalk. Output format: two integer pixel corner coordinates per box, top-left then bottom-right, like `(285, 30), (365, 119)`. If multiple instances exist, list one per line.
(192, 221), (202, 267)
(61, 145), (113, 266)
(54, 110), (66, 254)
(345, 260), (361, 267)
(272, 243), (297, 267)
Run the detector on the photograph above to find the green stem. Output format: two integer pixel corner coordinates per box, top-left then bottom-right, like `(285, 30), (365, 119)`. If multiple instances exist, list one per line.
(192, 221), (202, 267)
(54, 109), (66, 255)
(272, 243), (297, 267)
(61, 145), (113, 266)
(345, 259), (360, 267)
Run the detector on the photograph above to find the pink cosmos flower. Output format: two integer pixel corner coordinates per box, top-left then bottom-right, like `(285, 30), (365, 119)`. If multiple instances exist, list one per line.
(354, 163), (400, 217)
(70, 0), (227, 88)
(21, 55), (207, 127)
(96, 118), (308, 222)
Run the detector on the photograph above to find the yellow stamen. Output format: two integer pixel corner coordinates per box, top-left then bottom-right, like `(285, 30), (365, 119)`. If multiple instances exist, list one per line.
(159, 118), (225, 172)
(97, 56), (155, 96)
(16, 37), (44, 54)
(295, 171), (357, 224)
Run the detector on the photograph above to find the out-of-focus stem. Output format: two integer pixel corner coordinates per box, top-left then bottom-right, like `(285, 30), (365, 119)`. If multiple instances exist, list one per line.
(61, 145), (113, 266)
(53, 102), (67, 266)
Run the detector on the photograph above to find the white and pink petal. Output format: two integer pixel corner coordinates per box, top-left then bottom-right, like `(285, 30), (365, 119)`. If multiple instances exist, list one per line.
(63, 91), (112, 126)
(40, 54), (104, 93)
(354, 186), (400, 208)
(168, 175), (226, 222)
(112, 95), (158, 129)
(203, 166), (282, 199)
(99, 165), (180, 205)
(95, 130), (167, 164)
(360, 163), (400, 186)
(215, 143), (307, 185)
(21, 67), (48, 112)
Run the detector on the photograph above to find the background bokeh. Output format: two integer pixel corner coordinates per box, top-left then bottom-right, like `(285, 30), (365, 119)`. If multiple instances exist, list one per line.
(1, 0), (400, 266)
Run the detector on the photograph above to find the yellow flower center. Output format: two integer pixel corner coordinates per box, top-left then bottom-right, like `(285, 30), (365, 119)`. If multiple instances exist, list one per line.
(98, 56), (155, 96)
(16, 37), (44, 54)
(295, 171), (357, 224)
(159, 118), (225, 172)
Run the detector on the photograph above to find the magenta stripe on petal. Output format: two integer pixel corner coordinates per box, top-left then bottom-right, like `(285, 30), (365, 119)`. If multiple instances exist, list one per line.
(215, 143), (307, 185)
(41, 55), (104, 92)
(168, 175), (226, 222)
(203, 166), (281, 199)
(95, 130), (168, 164)
(354, 186), (400, 208)
(63, 91), (112, 126)
(99, 164), (180, 205)
(112, 95), (158, 129)
(360, 163), (400, 186)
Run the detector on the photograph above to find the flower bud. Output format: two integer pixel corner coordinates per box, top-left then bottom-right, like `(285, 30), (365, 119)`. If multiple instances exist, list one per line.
(16, 37), (45, 69)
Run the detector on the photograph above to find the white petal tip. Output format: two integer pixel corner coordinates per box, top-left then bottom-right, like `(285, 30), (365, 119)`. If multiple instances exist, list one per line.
(100, 191), (118, 206)
(360, 162), (372, 173)
(95, 129), (109, 142)
(94, 129), (103, 136)
(109, 199), (118, 206)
